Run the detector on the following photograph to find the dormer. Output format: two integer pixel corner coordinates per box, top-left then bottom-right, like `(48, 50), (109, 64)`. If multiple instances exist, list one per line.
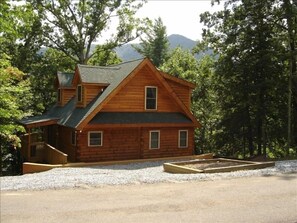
(73, 64), (114, 108)
(56, 72), (75, 106)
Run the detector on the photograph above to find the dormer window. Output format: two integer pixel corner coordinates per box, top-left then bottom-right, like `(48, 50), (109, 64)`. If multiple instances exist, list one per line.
(145, 86), (157, 110)
(77, 85), (83, 102)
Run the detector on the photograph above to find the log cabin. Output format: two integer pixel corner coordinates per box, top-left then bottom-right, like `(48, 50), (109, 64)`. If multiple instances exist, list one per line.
(20, 58), (201, 164)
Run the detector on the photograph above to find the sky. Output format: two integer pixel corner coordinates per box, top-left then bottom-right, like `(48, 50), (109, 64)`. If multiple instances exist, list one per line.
(135, 0), (224, 41)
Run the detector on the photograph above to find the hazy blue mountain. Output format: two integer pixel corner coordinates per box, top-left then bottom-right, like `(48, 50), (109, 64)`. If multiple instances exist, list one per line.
(168, 34), (197, 49)
(115, 44), (142, 61)
(40, 34), (212, 62)
(115, 34), (198, 61)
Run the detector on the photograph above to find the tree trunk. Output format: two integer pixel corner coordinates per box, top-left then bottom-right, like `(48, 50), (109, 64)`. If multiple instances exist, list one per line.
(246, 106), (254, 157)
(283, 0), (297, 152)
(257, 116), (263, 155)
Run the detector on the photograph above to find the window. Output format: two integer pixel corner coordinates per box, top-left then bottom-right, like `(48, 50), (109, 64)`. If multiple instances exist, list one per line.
(179, 130), (188, 148)
(88, 131), (103, 147)
(150, 131), (160, 149)
(77, 85), (83, 102)
(145, 87), (157, 110)
(71, 131), (76, 145)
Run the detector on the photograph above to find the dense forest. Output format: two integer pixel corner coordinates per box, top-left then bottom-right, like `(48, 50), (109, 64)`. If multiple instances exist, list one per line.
(1, 0), (296, 175)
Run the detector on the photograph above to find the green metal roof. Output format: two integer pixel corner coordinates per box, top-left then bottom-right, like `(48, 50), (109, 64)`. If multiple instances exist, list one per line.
(21, 58), (146, 129)
(77, 58), (145, 84)
(89, 112), (192, 124)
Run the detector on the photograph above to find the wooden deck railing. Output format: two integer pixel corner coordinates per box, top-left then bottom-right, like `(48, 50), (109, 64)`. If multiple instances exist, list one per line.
(21, 132), (67, 164)
(44, 143), (68, 164)
(20, 133), (44, 160)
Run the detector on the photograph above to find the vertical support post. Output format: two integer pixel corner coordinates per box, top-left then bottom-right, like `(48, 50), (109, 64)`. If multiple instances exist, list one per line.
(287, 54), (292, 154)
(27, 127), (31, 159)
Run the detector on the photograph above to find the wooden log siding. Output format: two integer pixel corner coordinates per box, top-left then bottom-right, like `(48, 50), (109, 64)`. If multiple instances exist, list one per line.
(77, 128), (140, 162)
(141, 127), (194, 159)
(61, 88), (76, 106)
(101, 66), (183, 113)
(56, 126), (76, 162)
(165, 79), (192, 109)
(84, 85), (104, 105)
(76, 126), (194, 162)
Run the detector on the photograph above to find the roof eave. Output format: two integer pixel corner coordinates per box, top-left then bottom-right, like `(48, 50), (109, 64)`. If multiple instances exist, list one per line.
(19, 118), (59, 129)
(160, 71), (196, 89)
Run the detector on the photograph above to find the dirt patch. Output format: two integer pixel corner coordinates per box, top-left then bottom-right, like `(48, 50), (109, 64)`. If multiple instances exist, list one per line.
(1, 174), (297, 223)
(184, 160), (245, 170)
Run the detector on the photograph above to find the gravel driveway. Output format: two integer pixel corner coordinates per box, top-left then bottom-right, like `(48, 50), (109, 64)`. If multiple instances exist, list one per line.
(1, 160), (297, 191)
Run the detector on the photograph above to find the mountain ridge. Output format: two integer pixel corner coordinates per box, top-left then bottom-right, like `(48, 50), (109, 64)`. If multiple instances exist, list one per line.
(40, 34), (208, 62)
(115, 34), (198, 61)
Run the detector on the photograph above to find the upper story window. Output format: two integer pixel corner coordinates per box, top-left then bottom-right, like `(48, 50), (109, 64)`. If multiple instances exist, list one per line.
(145, 86), (157, 110)
(77, 85), (83, 102)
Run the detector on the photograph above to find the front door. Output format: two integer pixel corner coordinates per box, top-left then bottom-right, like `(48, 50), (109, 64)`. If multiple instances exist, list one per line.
(47, 125), (57, 148)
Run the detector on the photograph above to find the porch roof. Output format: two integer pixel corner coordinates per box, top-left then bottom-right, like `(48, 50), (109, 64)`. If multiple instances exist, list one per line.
(89, 112), (193, 125)
(19, 115), (59, 128)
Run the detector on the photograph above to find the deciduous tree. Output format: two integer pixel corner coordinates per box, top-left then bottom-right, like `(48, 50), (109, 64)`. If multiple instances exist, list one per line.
(88, 46), (122, 66)
(29, 0), (150, 64)
(0, 1), (43, 72)
(0, 55), (33, 175)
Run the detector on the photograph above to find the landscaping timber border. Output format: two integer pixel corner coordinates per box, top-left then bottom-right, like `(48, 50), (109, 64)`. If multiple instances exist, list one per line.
(163, 158), (275, 174)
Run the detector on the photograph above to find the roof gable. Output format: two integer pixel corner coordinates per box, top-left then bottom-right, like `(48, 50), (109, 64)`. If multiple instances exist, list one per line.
(77, 58), (200, 129)
(143, 60), (200, 127)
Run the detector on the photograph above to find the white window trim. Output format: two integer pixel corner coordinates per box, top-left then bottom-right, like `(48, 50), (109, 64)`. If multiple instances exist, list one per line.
(149, 130), (160, 149)
(145, 86), (158, 110)
(178, 130), (188, 148)
(88, 131), (103, 147)
(77, 85), (82, 102)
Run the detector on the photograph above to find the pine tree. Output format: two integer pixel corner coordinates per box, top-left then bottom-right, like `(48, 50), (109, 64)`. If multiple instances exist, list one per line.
(133, 17), (169, 67)
(200, 0), (290, 157)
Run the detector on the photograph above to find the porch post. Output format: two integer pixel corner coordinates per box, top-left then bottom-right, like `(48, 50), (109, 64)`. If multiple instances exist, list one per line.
(27, 127), (31, 158)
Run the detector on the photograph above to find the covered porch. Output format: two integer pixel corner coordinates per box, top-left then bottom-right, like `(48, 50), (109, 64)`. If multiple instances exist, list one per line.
(20, 116), (68, 165)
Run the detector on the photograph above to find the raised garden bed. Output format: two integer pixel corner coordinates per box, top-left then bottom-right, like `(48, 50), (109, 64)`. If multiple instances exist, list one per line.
(163, 158), (275, 174)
